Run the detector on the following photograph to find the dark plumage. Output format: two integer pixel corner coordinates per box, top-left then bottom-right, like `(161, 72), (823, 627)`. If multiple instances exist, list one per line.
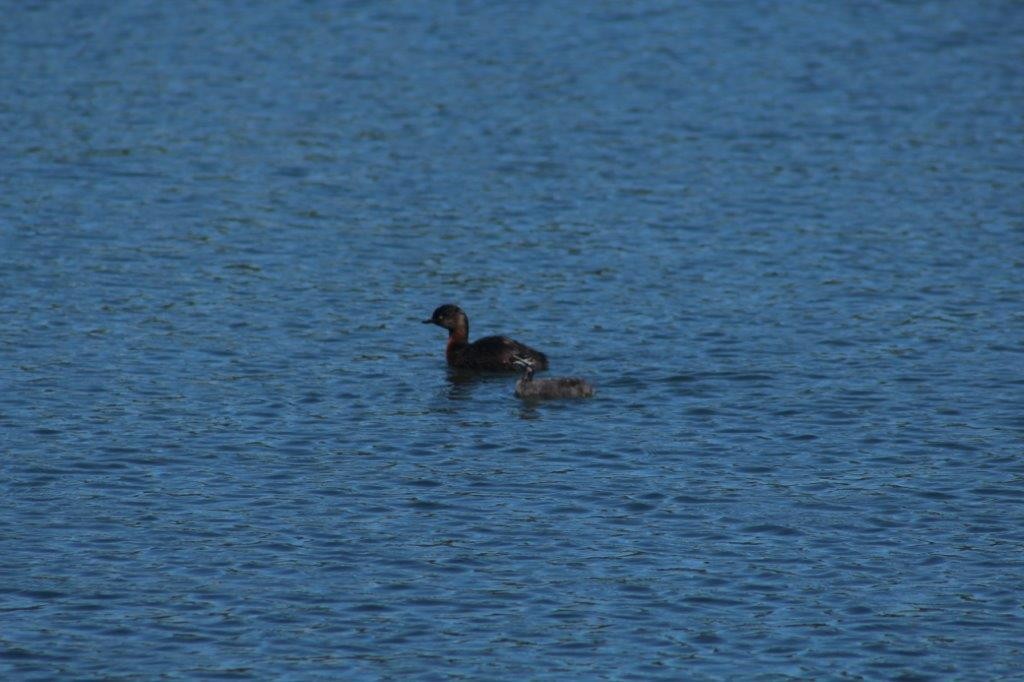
(422, 304), (549, 372)
(512, 355), (594, 400)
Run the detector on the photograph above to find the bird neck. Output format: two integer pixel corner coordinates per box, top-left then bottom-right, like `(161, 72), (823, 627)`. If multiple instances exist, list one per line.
(446, 324), (468, 345)
(446, 316), (469, 344)
(445, 327), (468, 364)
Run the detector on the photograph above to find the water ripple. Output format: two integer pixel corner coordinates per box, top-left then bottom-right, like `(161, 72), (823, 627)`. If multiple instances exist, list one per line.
(3, 1), (1023, 679)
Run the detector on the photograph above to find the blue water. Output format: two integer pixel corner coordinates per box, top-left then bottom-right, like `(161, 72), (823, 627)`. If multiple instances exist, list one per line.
(2, 1), (1023, 679)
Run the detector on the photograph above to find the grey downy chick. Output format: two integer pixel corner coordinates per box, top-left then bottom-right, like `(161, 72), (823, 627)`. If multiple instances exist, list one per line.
(512, 355), (594, 400)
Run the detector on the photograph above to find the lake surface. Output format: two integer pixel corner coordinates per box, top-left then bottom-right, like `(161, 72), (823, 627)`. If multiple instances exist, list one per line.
(2, 1), (1023, 679)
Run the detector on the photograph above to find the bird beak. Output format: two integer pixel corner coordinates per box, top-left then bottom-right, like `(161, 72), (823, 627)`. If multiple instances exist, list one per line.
(422, 318), (434, 324)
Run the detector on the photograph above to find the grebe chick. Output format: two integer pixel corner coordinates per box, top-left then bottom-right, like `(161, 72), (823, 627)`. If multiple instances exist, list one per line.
(512, 355), (594, 400)
(422, 304), (549, 372)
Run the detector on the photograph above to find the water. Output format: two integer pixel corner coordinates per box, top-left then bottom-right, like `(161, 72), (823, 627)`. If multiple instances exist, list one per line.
(2, 1), (1023, 678)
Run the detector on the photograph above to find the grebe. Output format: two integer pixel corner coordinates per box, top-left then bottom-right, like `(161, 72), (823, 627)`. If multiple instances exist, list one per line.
(512, 355), (593, 400)
(422, 304), (549, 372)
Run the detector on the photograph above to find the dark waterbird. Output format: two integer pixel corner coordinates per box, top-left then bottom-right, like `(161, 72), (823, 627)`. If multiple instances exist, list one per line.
(512, 354), (594, 400)
(422, 304), (549, 372)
